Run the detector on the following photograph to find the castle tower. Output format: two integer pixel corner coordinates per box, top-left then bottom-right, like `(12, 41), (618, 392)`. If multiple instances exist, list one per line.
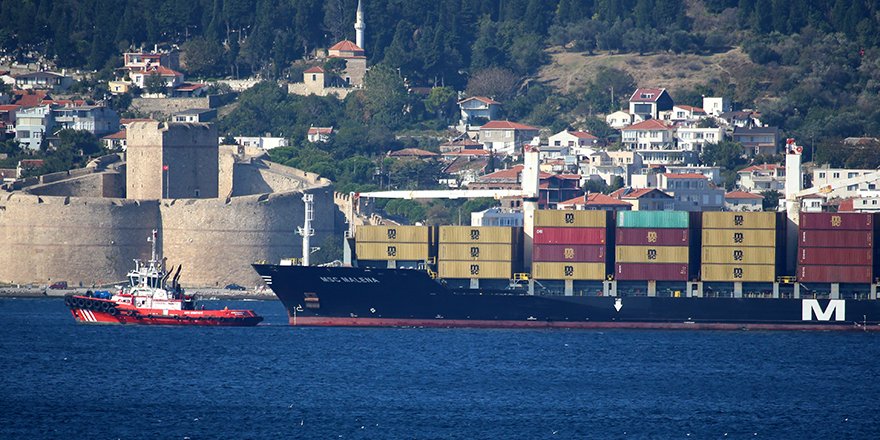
(355, 0), (365, 50)
(126, 121), (219, 200)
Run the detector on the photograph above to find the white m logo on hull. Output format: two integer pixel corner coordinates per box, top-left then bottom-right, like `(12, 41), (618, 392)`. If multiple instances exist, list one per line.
(802, 299), (845, 321)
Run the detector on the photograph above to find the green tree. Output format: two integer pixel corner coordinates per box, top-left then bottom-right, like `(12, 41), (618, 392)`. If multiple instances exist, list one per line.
(363, 64), (409, 129)
(56, 129), (102, 156)
(423, 86), (458, 122)
(144, 73), (167, 95)
(182, 37), (226, 77)
(760, 189), (780, 211)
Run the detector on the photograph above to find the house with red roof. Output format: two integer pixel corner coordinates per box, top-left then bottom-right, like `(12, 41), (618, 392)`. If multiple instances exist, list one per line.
(609, 187), (675, 211)
(737, 164), (785, 193)
(468, 164), (582, 208)
(101, 130), (127, 150)
(557, 192), (632, 211)
(457, 96), (501, 125)
(628, 88), (674, 121)
(0, 104), (20, 136)
(439, 137), (484, 153)
(130, 65), (184, 91)
(124, 51), (180, 72)
(548, 129), (599, 158)
(307, 126), (333, 143)
(478, 120), (540, 155)
(657, 173), (725, 211)
(664, 105), (707, 122)
(724, 191), (764, 212)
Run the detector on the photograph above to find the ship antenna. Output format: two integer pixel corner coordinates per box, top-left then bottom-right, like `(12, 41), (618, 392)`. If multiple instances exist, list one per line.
(148, 229), (158, 267)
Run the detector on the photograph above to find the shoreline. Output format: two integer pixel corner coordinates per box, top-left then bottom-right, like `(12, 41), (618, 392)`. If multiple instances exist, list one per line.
(0, 287), (279, 301)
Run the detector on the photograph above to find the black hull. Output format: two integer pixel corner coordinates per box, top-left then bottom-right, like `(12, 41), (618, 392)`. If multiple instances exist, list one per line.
(252, 264), (880, 331)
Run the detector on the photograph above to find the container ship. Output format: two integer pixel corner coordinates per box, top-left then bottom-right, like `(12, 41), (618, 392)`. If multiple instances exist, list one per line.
(254, 211), (880, 331)
(253, 143), (880, 330)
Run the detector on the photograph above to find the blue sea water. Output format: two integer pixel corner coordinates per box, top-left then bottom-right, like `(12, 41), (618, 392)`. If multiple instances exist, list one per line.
(1, 298), (879, 439)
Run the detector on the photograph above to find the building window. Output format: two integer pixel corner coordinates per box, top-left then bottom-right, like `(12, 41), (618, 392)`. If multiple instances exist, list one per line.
(312, 74), (317, 81)
(833, 172), (839, 178)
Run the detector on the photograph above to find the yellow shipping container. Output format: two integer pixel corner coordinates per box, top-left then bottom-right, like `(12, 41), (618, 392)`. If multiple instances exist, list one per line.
(438, 243), (513, 261)
(531, 262), (606, 280)
(701, 229), (776, 247)
(701, 264), (776, 282)
(439, 226), (520, 244)
(438, 261), (514, 279)
(702, 212), (776, 230)
(615, 245), (689, 264)
(356, 225), (431, 243)
(534, 210), (606, 228)
(701, 246), (776, 265)
(356, 242), (430, 261)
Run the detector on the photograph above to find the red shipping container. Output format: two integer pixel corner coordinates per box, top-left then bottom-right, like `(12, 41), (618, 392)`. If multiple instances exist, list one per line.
(797, 247), (873, 265)
(800, 212), (873, 231)
(798, 265), (873, 284)
(799, 230), (873, 248)
(533, 244), (605, 262)
(616, 228), (689, 246)
(533, 227), (606, 245)
(615, 263), (689, 281)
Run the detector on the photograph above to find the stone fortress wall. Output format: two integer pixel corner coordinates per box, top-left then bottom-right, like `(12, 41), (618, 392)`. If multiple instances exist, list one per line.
(0, 125), (338, 288)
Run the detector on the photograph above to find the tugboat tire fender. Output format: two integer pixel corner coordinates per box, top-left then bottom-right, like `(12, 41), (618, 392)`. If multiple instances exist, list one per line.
(108, 307), (118, 316)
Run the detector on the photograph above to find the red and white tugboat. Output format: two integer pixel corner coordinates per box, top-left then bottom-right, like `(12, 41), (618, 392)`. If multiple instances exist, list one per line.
(64, 230), (263, 326)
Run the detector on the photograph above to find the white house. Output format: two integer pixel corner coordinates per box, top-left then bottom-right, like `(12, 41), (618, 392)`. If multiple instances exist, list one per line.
(478, 120), (539, 155)
(621, 119), (693, 164)
(702, 97), (730, 117)
(228, 136), (289, 150)
(811, 166), (880, 199)
(737, 164), (785, 193)
(605, 110), (637, 129)
(724, 191), (764, 211)
(13, 71), (74, 91)
(130, 66), (184, 89)
(628, 88), (674, 121)
(548, 130), (599, 158)
(676, 126), (724, 153)
(472, 207), (523, 227)
(458, 96), (501, 125)
(664, 105), (707, 122)
(307, 127), (333, 143)
(583, 150), (643, 186)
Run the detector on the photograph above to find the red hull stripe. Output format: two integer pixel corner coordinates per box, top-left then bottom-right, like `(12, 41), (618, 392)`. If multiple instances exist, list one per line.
(70, 308), (261, 326)
(289, 316), (880, 332)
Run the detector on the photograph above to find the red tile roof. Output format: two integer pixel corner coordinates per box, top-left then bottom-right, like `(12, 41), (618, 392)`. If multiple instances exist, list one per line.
(629, 88), (667, 103)
(444, 149), (490, 156)
(0, 168), (16, 179)
(329, 40), (364, 52)
(13, 90), (50, 108)
(480, 120), (538, 131)
(478, 164), (552, 181)
(0, 104), (20, 112)
(307, 127), (333, 135)
(458, 96), (500, 105)
(624, 119), (670, 130)
(19, 159), (44, 167)
(739, 164), (784, 173)
(42, 99), (86, 106)
(837, 198), (855, 212)
(559, 193), (633, 206)
(725, 191), (764, 199)
(675, 105), (706, 113)
(102, 130), (127, 140)
(664, 173), (709, 179)
(304, 66), (325, 74)
(610, 187), (671, 199)
(569, 131), (597, 140)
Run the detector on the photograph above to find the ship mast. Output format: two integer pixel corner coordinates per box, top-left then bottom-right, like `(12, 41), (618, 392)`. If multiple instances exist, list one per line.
(298, 194), (315, 266)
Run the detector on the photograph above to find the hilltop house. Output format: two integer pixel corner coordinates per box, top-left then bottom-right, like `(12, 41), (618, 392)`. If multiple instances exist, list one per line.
(620, 119), (691, 164)
(610, 187), (676, 211)
(737, 164), (785, 193)
(733, 126), (780, 156)
(724, 191), (764, 212)
(628, 88), (674, 121)
(657, 173), (724, 211)
(458, 96), (501, 125)
(307, 127), (333, 143)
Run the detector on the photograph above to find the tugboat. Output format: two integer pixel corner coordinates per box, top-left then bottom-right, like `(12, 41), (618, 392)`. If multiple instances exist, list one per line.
(64, 230), (263, 326)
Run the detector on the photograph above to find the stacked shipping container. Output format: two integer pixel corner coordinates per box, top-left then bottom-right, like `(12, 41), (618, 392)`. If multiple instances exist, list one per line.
(355, 225), (434, 262)
(798, 213), (873, 283)
(701, 212), (776, 282)
(438, 226), (522, 279)
(615, 211), (689, 281)
(531, 210), (607, 280)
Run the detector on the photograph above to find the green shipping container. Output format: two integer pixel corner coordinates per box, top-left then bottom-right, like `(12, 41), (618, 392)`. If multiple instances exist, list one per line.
(616, 211), (689, 229)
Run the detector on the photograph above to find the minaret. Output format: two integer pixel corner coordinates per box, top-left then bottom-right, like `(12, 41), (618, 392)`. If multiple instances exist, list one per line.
(355, 0), (365, 49)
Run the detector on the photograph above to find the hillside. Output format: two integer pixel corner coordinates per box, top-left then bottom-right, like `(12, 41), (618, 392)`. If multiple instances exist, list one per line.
(539, 47), (755, 99)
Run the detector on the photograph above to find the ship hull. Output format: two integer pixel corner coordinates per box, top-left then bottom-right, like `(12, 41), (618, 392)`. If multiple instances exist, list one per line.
(253, 264), (880, 331)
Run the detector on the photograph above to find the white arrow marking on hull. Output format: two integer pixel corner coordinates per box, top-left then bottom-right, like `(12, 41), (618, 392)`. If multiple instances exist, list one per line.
(614, 298), (623, 312)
